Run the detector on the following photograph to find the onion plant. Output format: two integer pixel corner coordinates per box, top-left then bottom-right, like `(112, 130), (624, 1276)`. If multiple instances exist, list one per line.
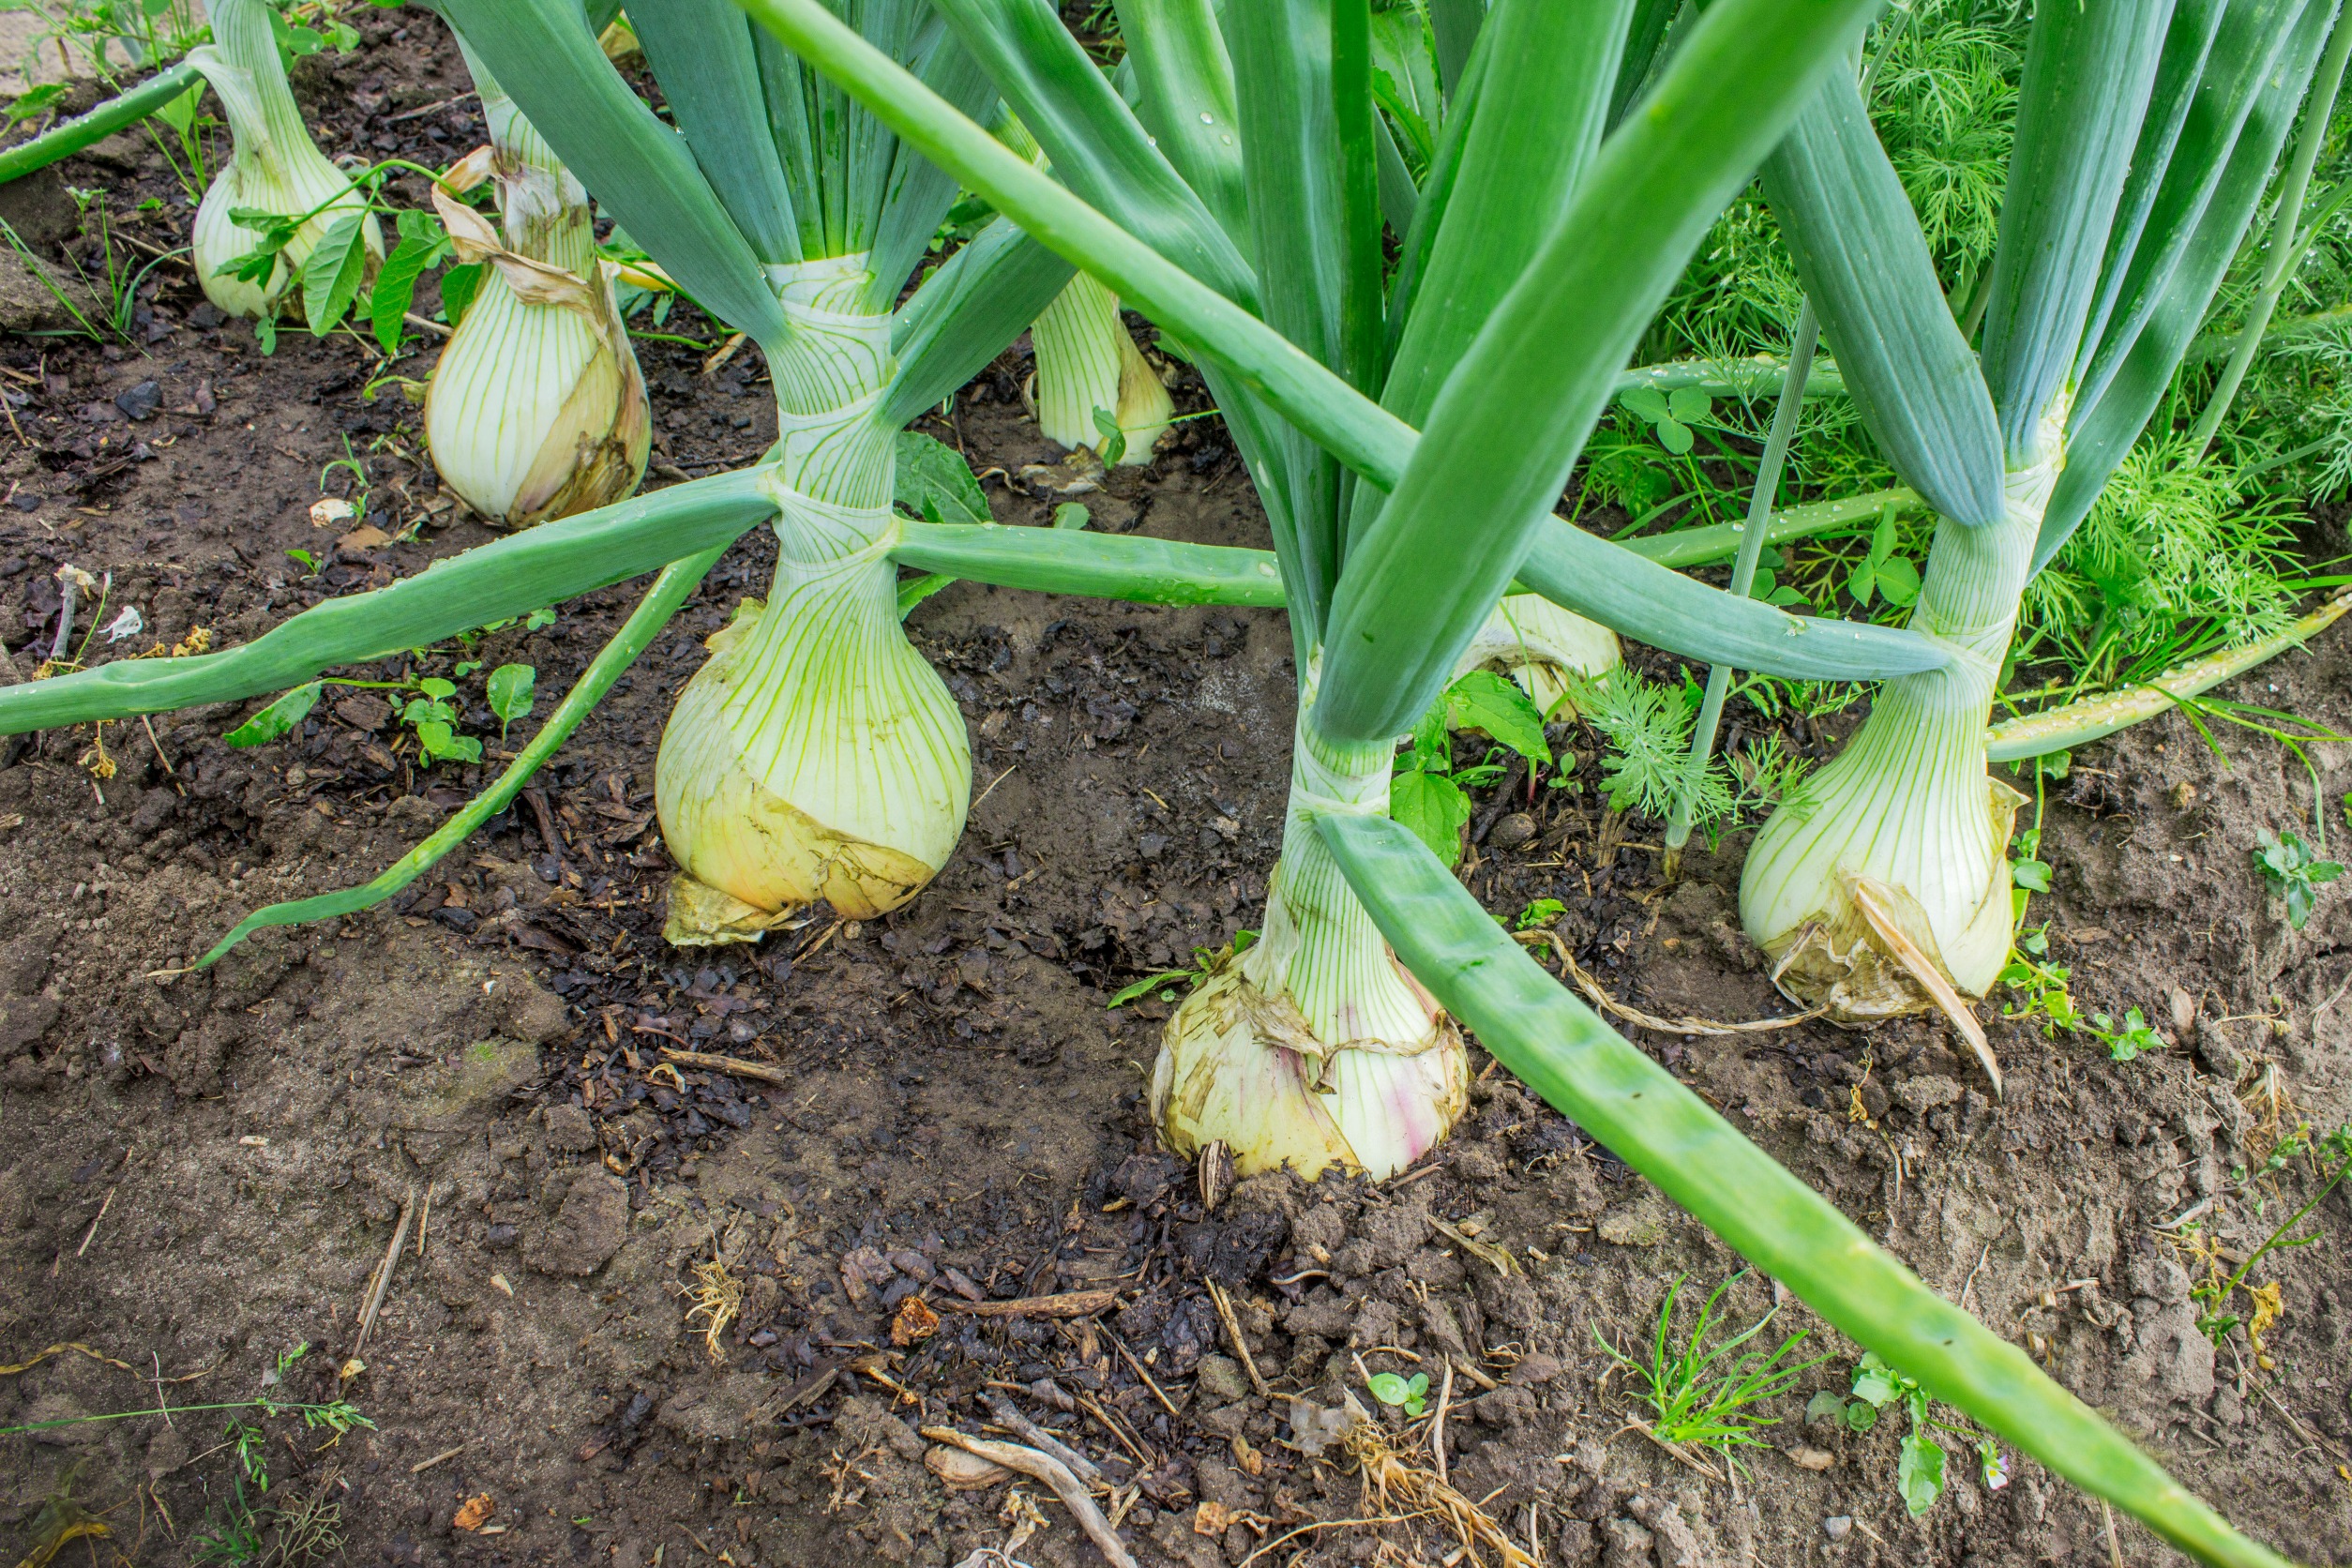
(0, 0), (2328, 1551)
(1000, 115), (1174, 464)
(725, 0), (2311, 1559)
(184, 0), (379, 322)
(422, 0), (1098, 939)
(1736, 0), (2342, 1029)
(421, 39), (650, 529)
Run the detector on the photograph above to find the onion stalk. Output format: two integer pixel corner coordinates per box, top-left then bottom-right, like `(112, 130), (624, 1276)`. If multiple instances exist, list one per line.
(185, 0), (379, 320)
(423, 42), (650, 528)
(655, 255), (970, 942)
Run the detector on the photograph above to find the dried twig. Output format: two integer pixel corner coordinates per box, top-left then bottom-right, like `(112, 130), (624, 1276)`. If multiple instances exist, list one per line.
(1517, 929), (1823, 1035)
(657, 1046), (793, 1090)
(936, 1289), (1117, 1319)
(1104, 1330), (1181, 1420)
(75, 1185), (115, 1258)
(981, 1394), (1103, 1488)
(351, 1188), (416, 1358)
(1204, 1280), (1270, 1396)
(921, 1428), (1138, 1568)
(1429, 1359), (1454, 1487)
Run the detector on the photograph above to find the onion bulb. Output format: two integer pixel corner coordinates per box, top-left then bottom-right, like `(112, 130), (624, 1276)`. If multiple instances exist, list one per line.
(421, 45), (648, 527)
(1453, 593), (1621, 719)
(186, 0), (380, 320)
(656, 255), (970, 943)
(1030, 270), (1172, 465)
(1153, 701), (1466, 1179)
(1741, 506), (2043, 1021)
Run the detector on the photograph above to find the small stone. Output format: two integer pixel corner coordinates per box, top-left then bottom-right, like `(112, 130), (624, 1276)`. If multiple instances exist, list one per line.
(1786, 1445), (1834, 1471)
(113, 380), (160, 421)
(1489, 812), (1536, 850)
(1824, 1515), (1853, 1542)
(1194, 1353), (1251, 1406)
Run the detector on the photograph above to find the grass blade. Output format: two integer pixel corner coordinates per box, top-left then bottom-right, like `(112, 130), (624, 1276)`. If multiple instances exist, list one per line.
(1317, 811), (2294, 1568)
(195, 549), (724, 966)
(0, 470), (772, 733)
(1761, 72), (2004, 527)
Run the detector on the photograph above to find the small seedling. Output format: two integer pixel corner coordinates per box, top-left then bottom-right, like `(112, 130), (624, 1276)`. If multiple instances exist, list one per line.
(2253, 827), (2342, 930)
(1105, 930), (1259, 1009)
(402, 677), (482, 766)
(486, 663), (536, 740)
(1366, 1370), (1429, 1418)
(1999, 923), (2083, 1033)
(1618, 384), (1712, 456)
(285, 547), (320, 577)
(1845, 503), (1922, 610)
(2189, 1123), (2352, 1346)
(1598, 1273), (1824, 1473)
(2087, 1006), (2165, 1063)
(1809, 1353), (2004, 1517)
(1391, 670), (1552, 867)
(1512, 897), (1567, 931)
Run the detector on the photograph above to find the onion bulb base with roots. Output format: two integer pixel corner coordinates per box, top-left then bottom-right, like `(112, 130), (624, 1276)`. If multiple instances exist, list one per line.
(1149, 701), (1467, 1181)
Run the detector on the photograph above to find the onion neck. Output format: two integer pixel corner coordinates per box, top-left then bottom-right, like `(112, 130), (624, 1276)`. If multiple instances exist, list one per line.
(762, 252), (897, 563)
(1244, 685), (1432, 1052)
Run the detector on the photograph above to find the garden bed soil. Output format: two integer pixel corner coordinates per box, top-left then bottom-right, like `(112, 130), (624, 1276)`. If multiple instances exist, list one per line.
(3, 19), (2351, 1568)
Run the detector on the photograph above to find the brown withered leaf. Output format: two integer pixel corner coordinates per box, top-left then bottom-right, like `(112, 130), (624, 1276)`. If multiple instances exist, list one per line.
(891, 1295), (940, 1347)
(452, 1495), (495, 1532)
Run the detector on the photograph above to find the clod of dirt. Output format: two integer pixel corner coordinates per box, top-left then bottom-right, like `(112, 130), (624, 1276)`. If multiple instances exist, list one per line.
(496, 976), (570, 1044)
(403, 1038), (539, 1133)
(0, 249), (93, 335)
(529, 1171), (629, 1275)
(1596, 1196), (1669, 1245)
(543, 1103), (596, 1152)
(656, 1374), (773, 1442)
(1894, 1075), (1963, 1114)
(0, 993), (58, 1053)
(0, 934), (50, 995)
(0, 167), (79, 248)
(384, 795), (440, 838)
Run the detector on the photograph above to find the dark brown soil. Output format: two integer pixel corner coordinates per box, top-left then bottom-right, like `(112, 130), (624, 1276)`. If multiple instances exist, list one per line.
(3, 22), (2350, 1568)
